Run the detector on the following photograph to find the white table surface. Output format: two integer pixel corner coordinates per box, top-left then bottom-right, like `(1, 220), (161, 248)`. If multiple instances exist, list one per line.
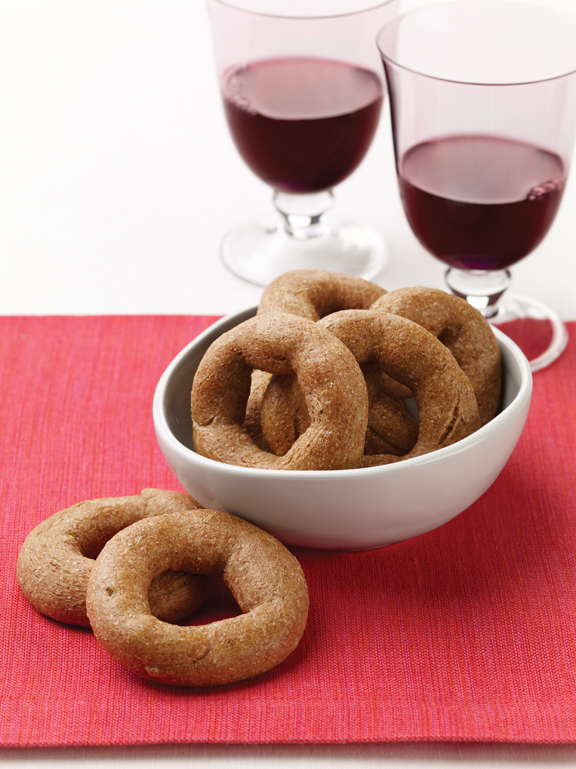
(1, 0), (575, 766)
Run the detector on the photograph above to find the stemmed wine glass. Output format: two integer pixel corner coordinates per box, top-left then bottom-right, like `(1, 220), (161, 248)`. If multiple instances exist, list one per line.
(377, 0), (576, 370)
(206, 0), (397, 286)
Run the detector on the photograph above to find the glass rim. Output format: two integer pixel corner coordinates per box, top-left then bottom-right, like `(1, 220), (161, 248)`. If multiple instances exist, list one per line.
(377, 0), (576, 87)
(208, 0), (397, 21)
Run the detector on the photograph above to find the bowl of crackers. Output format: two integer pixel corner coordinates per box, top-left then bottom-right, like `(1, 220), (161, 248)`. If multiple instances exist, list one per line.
(153, 270), (532, 550)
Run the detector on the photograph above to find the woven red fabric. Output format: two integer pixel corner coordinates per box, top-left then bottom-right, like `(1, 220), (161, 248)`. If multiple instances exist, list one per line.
(1, 315), (575, 747)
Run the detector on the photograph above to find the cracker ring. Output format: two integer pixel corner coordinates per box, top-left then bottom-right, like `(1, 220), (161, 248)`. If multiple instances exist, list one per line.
(249, 268), (385, 449)
(258, 268), (386, 321)
(255, 269), (416, 455)
(86, 509), (309, 687)
(371, 287), (502, 425)
(317, 310), (481, 466)
(244, 368), (274, 452)
(192, 313), (368, 470)
(259, 364), (418, 458)
(361, 363), (419, 456)
(17, 489), (211, 627)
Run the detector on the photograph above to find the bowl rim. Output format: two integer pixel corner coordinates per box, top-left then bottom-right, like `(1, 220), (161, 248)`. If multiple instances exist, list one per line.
(153, 306), (533, 482)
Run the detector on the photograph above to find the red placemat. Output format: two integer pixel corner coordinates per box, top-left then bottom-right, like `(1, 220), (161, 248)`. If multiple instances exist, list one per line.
(1, 315), (576, 747)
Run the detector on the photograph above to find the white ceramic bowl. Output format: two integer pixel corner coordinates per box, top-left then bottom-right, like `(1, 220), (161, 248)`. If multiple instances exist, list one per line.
(153, 307), (532, 550)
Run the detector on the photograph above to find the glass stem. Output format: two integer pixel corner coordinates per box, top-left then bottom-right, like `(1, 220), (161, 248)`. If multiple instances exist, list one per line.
(273, 190), (334, 241)
(445, 267), (512, 319)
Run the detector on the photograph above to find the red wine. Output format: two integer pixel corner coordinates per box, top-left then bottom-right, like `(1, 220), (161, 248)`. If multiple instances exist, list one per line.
(222, 57), (383, 193)
(398, 135), (566, 271)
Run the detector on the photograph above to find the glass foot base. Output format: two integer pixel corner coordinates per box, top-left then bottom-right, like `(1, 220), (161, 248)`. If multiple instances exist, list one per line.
(220, 213), (388, 287)
(490, 292), (568, 372)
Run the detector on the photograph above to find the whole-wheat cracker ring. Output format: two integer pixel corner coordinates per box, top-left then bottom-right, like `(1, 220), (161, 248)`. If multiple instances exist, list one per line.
(86, 508), (309, 687)
(371, 287), (502, 425)
(259, 363), (418, 458)
(256, 269), (417, 455)
(17, 489), (211, 627)
(258, 268), (386, 321)
(361, 363), (419, 456)
(191, 313), (368, 470)
(317, 310), (481, 466)
(244, 369), (274, 452)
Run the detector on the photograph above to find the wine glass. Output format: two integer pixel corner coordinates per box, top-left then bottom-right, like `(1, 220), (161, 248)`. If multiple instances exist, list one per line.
(377, 0), (576, 371)
(206, 0), (398, 286)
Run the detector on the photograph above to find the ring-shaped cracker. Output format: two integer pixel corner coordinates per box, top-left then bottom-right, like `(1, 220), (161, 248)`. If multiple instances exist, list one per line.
(259, 364), (419, 458)
(361, 363), (419, 456)
(249, 268), (385, 449)
(192, 313), (368, 470)
(17, 489), (210, 626)
(371, 287), (502, 425)
(86, 509), (309, 687)
(258, 268), (386, 321)
(256, 269), (416, 455)
(317, 310), (481, 466)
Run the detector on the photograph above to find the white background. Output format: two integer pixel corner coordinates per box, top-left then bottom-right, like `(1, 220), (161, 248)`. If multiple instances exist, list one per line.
(1, 0), (575, 767)
(0, 0), (575, 319)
